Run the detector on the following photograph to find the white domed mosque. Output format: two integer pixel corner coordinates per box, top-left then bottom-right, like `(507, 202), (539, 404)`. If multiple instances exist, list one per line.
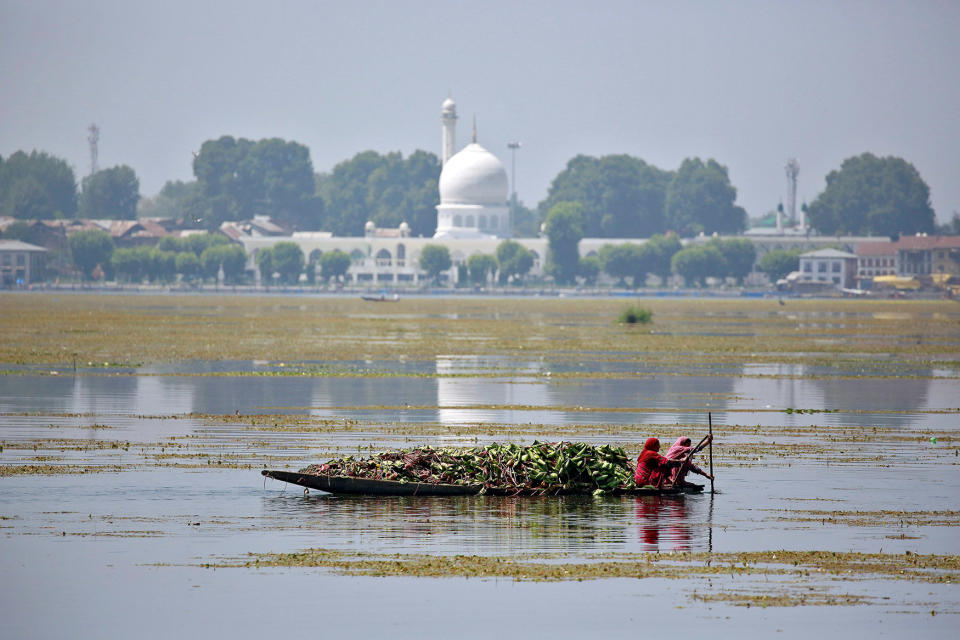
(434, 97), (511, 239)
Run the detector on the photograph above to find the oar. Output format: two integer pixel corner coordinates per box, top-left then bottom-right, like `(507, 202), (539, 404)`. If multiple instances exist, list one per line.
(708, 412), (715, 494)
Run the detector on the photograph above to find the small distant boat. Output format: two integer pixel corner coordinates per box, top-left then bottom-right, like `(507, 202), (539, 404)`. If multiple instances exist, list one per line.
(361, 293), (400, 302)
(261, 470), (703, 497)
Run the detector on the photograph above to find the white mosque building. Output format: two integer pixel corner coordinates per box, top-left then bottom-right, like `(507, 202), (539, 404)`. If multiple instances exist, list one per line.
(433, 97), (511, 240)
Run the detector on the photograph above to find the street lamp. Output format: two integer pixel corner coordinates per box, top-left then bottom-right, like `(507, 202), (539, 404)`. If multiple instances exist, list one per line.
(507, 141), (521, 237)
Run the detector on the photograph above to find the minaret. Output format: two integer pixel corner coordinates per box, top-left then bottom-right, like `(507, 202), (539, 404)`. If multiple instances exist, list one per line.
(441, 96), (457, 166)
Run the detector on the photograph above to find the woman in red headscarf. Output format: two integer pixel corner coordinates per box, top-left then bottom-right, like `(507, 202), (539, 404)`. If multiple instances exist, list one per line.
(634, 437), (683, 488)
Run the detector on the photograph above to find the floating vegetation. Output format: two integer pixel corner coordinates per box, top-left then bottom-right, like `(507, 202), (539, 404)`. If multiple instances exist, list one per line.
(210, 548), (960, 593)
(771, 509), (960, 527)
(2, 295), (958, 368)
(618, 305), (652, 324)
(0, 464), (122, 476)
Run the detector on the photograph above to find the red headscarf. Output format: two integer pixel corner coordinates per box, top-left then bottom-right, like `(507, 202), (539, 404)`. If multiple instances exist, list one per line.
(635, 438), (671, 486)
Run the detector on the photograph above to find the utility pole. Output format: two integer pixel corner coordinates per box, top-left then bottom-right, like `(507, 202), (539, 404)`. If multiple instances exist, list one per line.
(507, 141), (521, 237)
(87, 124), (100, 176)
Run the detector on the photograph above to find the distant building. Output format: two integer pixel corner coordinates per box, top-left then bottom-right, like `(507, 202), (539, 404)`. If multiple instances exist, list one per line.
(798, 248), (858, 289)
(856, 242), (898, 283)
(895, 235), (960, 277)
(434, 98), (511, 240)
(0, 240), (47, 286)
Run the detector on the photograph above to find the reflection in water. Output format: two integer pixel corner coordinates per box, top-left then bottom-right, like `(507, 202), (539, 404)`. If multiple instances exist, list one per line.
(436, 356), (564, 424)
(261, 491), (714, 554)
(805, 366), (932, 414)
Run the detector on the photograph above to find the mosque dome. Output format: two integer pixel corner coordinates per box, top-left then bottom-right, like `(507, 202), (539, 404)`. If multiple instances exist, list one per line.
(442, 97), (456, 114)
(438, 143), (508, 206)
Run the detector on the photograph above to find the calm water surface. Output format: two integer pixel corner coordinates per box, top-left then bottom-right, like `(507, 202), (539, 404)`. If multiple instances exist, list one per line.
(1, 356), (959, 638)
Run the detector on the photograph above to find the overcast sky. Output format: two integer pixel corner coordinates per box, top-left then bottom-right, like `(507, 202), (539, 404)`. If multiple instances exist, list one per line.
(2, 0), (957, 223)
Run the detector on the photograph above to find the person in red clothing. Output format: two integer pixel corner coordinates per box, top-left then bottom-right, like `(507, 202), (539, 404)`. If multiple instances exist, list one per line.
(634, 437), (683, 488)
(665, 436), (714, 487)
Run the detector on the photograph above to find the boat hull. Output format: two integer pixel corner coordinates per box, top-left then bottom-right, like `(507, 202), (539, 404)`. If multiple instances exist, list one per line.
(262, 470), (703, 496)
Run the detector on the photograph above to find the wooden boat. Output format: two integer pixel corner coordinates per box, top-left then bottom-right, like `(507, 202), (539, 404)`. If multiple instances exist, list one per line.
(360, 293), (399, 302)
(261, 469), (703, 497)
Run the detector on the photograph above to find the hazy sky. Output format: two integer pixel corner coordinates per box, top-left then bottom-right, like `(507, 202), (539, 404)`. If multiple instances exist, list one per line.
(2, 0), (958, 222)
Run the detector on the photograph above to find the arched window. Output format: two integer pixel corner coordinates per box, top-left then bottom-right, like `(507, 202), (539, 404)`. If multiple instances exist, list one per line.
(478, 215), (487, 229)
(308, 249), (323, 264)
(376, 248), (392, 267)
(490, 216), (498, 229)
(396, 244), (406, 267)
(530, 250), (540, 267)
(454, 214), (463, 227)
(350, 249), (365, 262)
(465, 215), (475, 227)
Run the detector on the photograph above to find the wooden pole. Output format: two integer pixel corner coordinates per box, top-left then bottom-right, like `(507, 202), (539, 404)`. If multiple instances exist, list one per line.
(708, 412), (715, 494)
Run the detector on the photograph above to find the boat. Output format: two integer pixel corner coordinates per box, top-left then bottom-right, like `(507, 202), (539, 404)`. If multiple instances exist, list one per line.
(261, 469), (703, 497)
(361, 293), (399, 302)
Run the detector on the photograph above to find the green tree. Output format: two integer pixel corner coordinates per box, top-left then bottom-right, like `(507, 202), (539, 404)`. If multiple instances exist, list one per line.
(495, 240), (534, 284)
(645, 233), (683, 281)
(598, 243), (647, 287)
(418, 244), (452, 283)
(269, 241), (305, 284)
(544, 201), (585, 284)
(200, 243), (247, 282)
(175, 251), (201, 280)
(510, 199), (540, 237)
(79, 165), (140, 219)
(256, 247), (274, 283)
(665, 158), (746, 236)
(539, 155), (672, 238)
(68, 229), (114, 280)
(137, 180), (203, 220)
(318, 150), (441, 236)
(148, 249), (177, 283)
(192, 136), (323, 230)
(758, 248), (802, 282)
(319, 249), (352, 282)
(0, 150), (78, 219)
(806, 153), (935, 236)
(1, 220), (41, 244)
(578, 255), (601, 285)
(467, 253), (498, 285)
(938, 212), (960, 235)
(708, 237), (757, 283)
(671, 245), (726, 286)
(111, 246), (151, 282)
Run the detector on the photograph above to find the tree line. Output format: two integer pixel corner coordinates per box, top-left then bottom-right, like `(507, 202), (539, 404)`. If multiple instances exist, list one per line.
(1, 139), (944, 243)
(63, 225), (800, 288)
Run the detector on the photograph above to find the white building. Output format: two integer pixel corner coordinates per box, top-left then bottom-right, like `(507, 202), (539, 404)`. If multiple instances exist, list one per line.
(434, 99), (511, 240)
(798, 248), (858, 288)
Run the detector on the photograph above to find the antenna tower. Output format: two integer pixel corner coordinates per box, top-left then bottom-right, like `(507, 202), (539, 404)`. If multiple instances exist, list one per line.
(87, 124), (100, 175)
(785, 158), (799, 226)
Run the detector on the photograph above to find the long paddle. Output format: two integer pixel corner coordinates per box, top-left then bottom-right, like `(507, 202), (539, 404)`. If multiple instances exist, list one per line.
(708, 412), (714, 493)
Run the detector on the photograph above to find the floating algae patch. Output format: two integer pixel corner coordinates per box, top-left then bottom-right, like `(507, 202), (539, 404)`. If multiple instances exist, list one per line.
(207, 549), (960, 599)
(0, 464), (122, 476)
(690, 587), (874, 608)
(771, 510), (960, 527)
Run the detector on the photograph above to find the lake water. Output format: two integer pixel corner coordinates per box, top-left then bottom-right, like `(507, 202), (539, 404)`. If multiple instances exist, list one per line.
(2, 355), (959, 637)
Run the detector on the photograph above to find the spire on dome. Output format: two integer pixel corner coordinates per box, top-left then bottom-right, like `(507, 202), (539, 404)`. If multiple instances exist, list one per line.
(472, 115), (477, 143)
